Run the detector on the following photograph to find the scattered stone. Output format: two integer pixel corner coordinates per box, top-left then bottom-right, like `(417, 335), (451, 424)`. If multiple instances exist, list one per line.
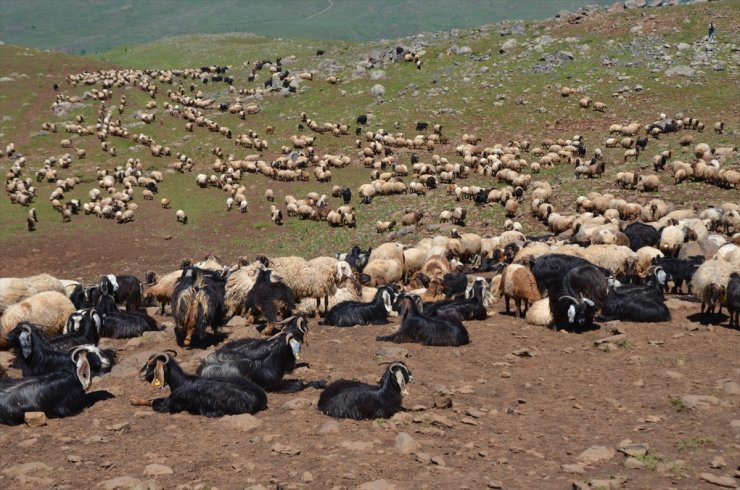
(395, 432), (418, 454)
(143, 464), (173, 476)
(370, 70), (386, 80)
(680, 394), (720, 410)
(224, 413), (263, 432)
(431, 455), (446, 466)
(281, 397), (313, 410)
(590, 477), (625, 489)
(562, 463), (585, 474)
(97, 476), (145, 489)
(416, 452), (431, 464)
(358, 479), (396, 490)
(376, 346), (409, 359)
(501, 39), (517, 52)
(700, 473), (736, 488)
(301, 471), (314, 483)
(466, 408), (483, 418)
(721, 381), (740, 395)
(457, 385), (474, 394)
(271, 443), (300, 456)
(618, 442), (650, 457)
(428, 414), (454, 428)
(67, 454), (82, 463)
(677, 42), (690, 51)
(461, 417), (479, 425)
(24, 411), (47, 427)
(512, 348), (532, 357)
(577, 445), (615, 464)
(370, 84), (385, 98)
(665, 65), (695, 77)
(624, 457), (646, 469)
(709, 456), (726, 469)
(106, 421), (131, 432)
(487, 481), (503, 489)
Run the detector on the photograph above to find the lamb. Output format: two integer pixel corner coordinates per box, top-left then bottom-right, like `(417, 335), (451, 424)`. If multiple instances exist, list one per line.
(0, 291), (75, 348)
(691, 259), (735, 321)
(497, 264), (541, 318)
(318, 362), (413, 420)
(377, 295), (469, 346)
(0, 273), (66, 314)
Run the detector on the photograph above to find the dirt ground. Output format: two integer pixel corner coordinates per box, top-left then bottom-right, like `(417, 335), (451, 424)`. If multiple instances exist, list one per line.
(1, 293), (738, 490)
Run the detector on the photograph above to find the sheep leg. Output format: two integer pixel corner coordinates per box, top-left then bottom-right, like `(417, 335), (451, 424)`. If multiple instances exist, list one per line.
(504, 295), (511, 315)
(514, 298), (521, 318)
(522, 300), (529, 317)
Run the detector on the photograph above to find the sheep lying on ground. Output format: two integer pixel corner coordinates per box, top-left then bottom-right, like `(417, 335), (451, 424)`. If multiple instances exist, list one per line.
(1, 291), (75, 348)
(0, 273), (66, 314)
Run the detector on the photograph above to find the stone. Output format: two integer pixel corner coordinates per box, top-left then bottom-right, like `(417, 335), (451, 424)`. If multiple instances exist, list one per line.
(625, 0), (647, 8)
(721, 381), (740, 395)
(67, 454), (82, 463)
(281, 397), (313, 410)
(318, 421), (339, 434)
(501, 39), (518, 52)
(302, 471), (314, 483)
(143, 464), (173, 476)
(431, 456), (446, 466)
(677, 42), (690, 51)
(358, 479), (396, 490)
(370, 70), (386, 80)
(106, 422), (131, 432)
(223, 413), (262, 432)
(618, 442), (649, 457)
(709, 456), (726, 469)
(590, 477), (625, 489)
(376, 346), (409, 359)
(428, 414), (454, 428)
(680, 394), (720, 410)
(665, 65), (695, 77)
(416, 453), (431, 464)
(700, 473), (736, 488)
(395, 432), (418, 454)
(97, 476), (143, 489)
(624, 457), (646, 469)
(577, 446), (615, 464)
(226, 315), (247, 328)
(24, 411), (47, 427)
(561, 463), (585, 474)
(370, 84), (385, 98)
(341, 440), (374, 451)
(271, 443), (300, 456)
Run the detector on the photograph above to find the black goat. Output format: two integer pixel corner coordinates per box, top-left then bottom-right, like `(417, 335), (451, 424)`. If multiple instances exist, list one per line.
(318, 362), (413, 420)
(532, 254), (611, 297)
(172, 267), (228, 347)
(0, 346), (92, 425)
(623, 222), (660, 251)
(356, 114), (367, 125)
(52, 308), (103, 350)
(652, 255), (704, 294)
(99, 274), (143, 311)
(377, 295), (469, 346)
(441, 272), (468, 299)
(139, 351), (267, 417)
(243, 268), (295, 324)
(415, 121), (428, 131)
(424, 278), (488, 322)
(635, 137), (649, 151)
(341, 186), (352, 204)
(320, 286), (396, 327)
(68, 305), (160, 339)
(6, 322), (115, 376)
(474, 189), (488, 206)
(728, 272), (740, 328)
(339, 245), (371, 273)
(601, 268), (671, 322)
(70, 284), (91, 309)
(548, 264), (607, 331)
(198, 316), (313, 392)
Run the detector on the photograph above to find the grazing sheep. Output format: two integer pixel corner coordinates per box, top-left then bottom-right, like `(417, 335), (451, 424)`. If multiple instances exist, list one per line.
(0, 291), (75, 348)
(497, 264), (541, 318)
(659, 225), (685, 258)
(176, 209), (188, 224)
(318, 362), (413, 420)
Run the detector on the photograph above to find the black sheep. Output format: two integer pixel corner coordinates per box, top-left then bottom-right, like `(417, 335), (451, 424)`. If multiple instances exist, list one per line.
(532, 254), (598, 296)
(320, 286), (396, 327)
(139, 351), (267, 417)
(415, 121), (428, 131)
(341, 186), (352, 204)
(424, 278), (488, 322)
(0, 347), (92, 425)
(172, 267), (228, 347)
(623, 222), (660, 252)
(356, 114), (368, 125)
(318, 362), (412, 420)
(198, 316), (312, 392)
(377, 295), (469, 346)
(243, 268), (295, 324)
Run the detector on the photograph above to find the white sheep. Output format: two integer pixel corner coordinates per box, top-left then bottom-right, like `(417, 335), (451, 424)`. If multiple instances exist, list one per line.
(0, 273), (66, 315)
(267, 257), (353, 314)
(497, 264), (541, 318)
(0, 291), (75, 348)
(524, 298), (552, 327)
(176, 209), (188, 224)
(660, 225), (685, 257)
(692, 259), (734, 319)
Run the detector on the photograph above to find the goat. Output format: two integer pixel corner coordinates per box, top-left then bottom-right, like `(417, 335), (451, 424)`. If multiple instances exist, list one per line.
(652, 256), (704, 294)
(441, 272), (468, 299)
(423, 278), (488, 322)
(339, 245), (371, 273)
(0, 346), (92, 425)
(320, 286), (396, 327)
(67, 304), (160, 339)
(6, 322), (115, 375)
(600, 267), (671, 322)
(318, 362), (413, 420)
(377, 295), (469, 346)
(172, 267), (228, 347)
(728, 272), (740, 328)
(98, 274), (143, 311)
(242, 267), (295, 325)
(51, 308), (103, 350)
(198, 316), (316, 392)
(138, 351), (267, 416)
(548, 264), (607, 331)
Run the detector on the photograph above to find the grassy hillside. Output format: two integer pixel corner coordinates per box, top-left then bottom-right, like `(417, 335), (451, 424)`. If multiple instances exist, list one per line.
(0, 0), (738, 279)
(0, 0), (618, 54)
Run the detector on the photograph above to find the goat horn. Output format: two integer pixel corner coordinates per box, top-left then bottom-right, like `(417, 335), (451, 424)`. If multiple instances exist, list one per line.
(20, 323), (33, 334)
(150, 351), (172, 364)
(558, 295), (579, 303)
(68, 345), (90, 361)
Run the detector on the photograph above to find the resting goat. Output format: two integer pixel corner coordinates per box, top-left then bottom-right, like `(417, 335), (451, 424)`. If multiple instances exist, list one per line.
(377, 295), (469, 346)
(242, 267), (295, 325)
(601, 267), (671, 322)
(198, 316), (315, 392)
(0, 346), (92, 425)
(652, 256), (704, 294)
(423, 278), (488, 322)
(66, 306), (160, 339)
(6, 322), (115, 376)
(320, 286), (396, 327)
(138, 351), (267, 417)
(548, 264), (607, 331)
(98, 274), (143, 311)
(318, 362), (413, 420)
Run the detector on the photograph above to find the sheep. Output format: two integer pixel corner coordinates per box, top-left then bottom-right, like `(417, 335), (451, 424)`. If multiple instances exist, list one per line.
(176, 209), (188, 224)
(161, 198), (171, 209)
(264, 257), (352, 314)
(318, 362), (413, 420)
(0, 346), (92, 425)
(376, 220), (396, 233)
(548, 264), (607, 331)
(137, 351), (267, 417)
(320, 286), (396, 327)
(377, 295), (469, 346)
(0, 291), (75, 348)
(497, 264), (541, 318)
(0, 273), (66, 315)
(593, 101), (607, 112)
(637, 174), (660, 192)
(198, 316), (313, 392)
(691, 259), (734, 321)
(172, 267), (228, 347)
(524, 298), (552, 327)
(659, 225), (685, 258)
(143, 269), (183, 315)
(580, 245), (637, 284)
(363, 258), (404, 287)
(270, 205), (283, 225)
(727, 272), (739, 328)
(579, 97), (591, 108)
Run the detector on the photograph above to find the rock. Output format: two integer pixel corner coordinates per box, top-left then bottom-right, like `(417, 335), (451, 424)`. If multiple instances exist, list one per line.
(143, 464), (172, 476)
(557, 51), (575, 61)
(501, 39), (517, 52)
(680, 394), (720, 410)
(431, 455), (446, 466)
(281, 397), (313, 410)
(318, 420), (339, 434)
(358, 479), (396, 490)
(700, 473), (736, 488)
(24, 411), (47, 427)
(395, 432), (418, 454)
(68, 454), (82, 463)
(376, 346), (409, 359)
(341, 440), (374, 451)
(625, 0), (647, 8)
(709, 456), (726, 469)
(562, 463), (585, 474)
(106, 421), (131, 432)
(590, 477), (625, 489)
(428, 414), (454, 428)
(416, 452), (431, 464)
(433, 386), (453, 409)
(664, 370), (683, 379)
(370, 84), (385, 98)
(271, 443), (300, 456)
(302, 471), (314, 483)
(97, 476), (144, 489)
(577, 445), (615, 464)
(665, 65), (695, 77)
(677, 42), (690, 51)
(617, 442), (649, 457)
(721, 381), (740, 395)
(370, 70), (386, 80)
(223, 413), (262, 432)
(624, 457), (646, 469)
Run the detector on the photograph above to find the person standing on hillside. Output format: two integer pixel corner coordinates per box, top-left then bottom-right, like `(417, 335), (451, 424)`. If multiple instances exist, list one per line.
(708, 21), (716, 42)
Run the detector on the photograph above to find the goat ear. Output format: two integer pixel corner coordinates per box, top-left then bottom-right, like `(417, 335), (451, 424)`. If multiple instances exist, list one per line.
(567, 305), (576, 324)
(394, 369), (409, 396)
(76, 352), (91, 390)
(582, 298), (595, 307)
(152, 360), (166, 389)
(19, 331), (32, 358)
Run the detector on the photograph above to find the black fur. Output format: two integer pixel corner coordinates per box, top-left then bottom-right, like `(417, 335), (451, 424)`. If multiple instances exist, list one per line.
(623, 222), (660, 251)
(243, 268), (295, 323)
(377, 295), (469, 346)
(320, 286), (396, 327)
(601, 269), (671, 322)
(727, 272), (740, 328)
(548, 264), (607, 331)
(652, 256), (704, 294)
(172, 267), (228, 347)
(0, 370), (89, 425)
(99, 274), (143, 311)
(424, 278), (487, 322)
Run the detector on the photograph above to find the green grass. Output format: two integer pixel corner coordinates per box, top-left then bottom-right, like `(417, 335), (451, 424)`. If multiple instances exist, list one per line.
(670, 397), (686, 412)
(677, 437), (713, 451)
(634, 453), (662, 471)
